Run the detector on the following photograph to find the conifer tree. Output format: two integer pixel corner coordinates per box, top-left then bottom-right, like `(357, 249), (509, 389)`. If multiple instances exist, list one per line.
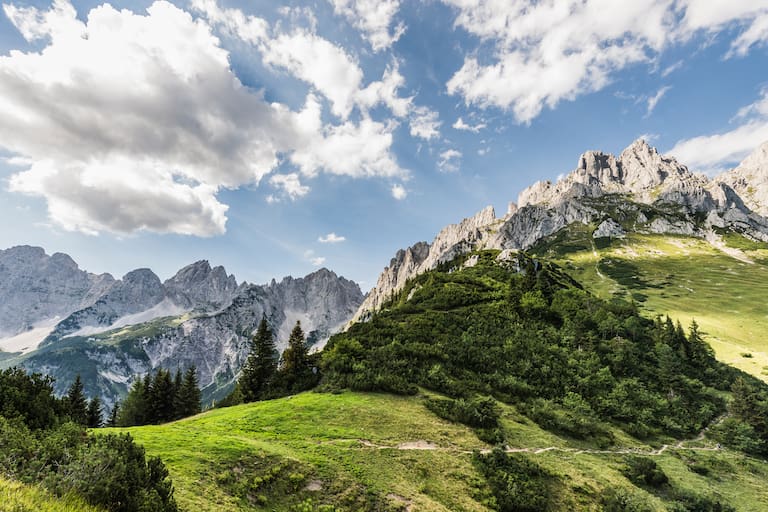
(65, 374), (88, 425)
(150, 369), (176, 424)
(281, 321), (308, 375)
(240, 316), (278, 402)
(107, 400), (120, 427)
(87, 396), (103, 428)
(177, 366), (202, 417)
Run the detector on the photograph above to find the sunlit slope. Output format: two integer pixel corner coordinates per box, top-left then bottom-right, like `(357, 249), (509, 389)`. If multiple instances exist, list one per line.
(0, 477), (104, 512)
(531, 227), (768, 380)
(102, 391), (768, 512)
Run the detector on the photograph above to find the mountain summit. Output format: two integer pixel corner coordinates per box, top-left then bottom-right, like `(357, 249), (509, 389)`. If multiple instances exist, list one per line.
(353, 139), (768, 323)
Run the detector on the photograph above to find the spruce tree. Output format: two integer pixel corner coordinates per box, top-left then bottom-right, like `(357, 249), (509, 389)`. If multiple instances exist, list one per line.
(65, 374), (88, 425)
(240, 316), (278, 402)
(107, 400), (120, 427)
(278, 320), (317, 393)
(177, 366), (202, 417)
(150, 369), (176, 424)
(87, 396), (103, 428)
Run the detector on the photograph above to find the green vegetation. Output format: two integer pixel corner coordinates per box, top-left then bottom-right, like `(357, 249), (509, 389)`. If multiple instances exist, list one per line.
(220, 320), (320, 407)
(530, 228), (768, 381)
(117, 366), (201, 427)
(0, 476), (104, 512)
(322, 250), (736, 441)
(103, 390), (768, 511)
(0, 367), (178, 511)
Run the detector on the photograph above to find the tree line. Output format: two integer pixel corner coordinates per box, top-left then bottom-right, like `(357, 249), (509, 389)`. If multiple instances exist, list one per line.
(220, 316), (320, 407)
(0, 367), (177, 511)
(114, 366), (201, 427)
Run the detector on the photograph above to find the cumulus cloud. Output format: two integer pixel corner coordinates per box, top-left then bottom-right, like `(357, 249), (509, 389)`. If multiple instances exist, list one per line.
(391, 184), (407, 200)
(303, 249), (326, 266)
(269, 173), (310, 200)
(452, 117), (486, 133)
(319, 232), (346, 243)
(0, 1), (412, 236)
(329, 0), (405, 51)
(409, 106), (441, 140)
(443, 0), (768, 123)
(437, 149), (462, 173)
(0, 0), (296, 236)
(668, 89), (768, 174)
(646, 86), (671, 117)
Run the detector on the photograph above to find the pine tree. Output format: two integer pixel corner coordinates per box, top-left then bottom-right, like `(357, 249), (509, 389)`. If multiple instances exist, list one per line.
(177, 366), (202, 417)
(65, 374), (88, 425)
(150, 369), (176, 424)
(277, 320), (318, 394)
(107, 400), (120, 427)
(239, 316), (278, 402)
(118, 377), (148, 427)
(281, 321), (308, 375)
(87, 396), (103, 428)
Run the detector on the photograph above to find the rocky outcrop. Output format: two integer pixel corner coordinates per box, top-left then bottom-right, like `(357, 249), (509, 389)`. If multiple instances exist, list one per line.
(593, 219), (626, 239)
(714, 141), (768, 216)
(350, 206), (501, 323)
(164, 260), (240, 311)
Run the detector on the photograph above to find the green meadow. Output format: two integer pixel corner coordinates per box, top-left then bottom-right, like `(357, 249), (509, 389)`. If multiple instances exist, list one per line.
(101, 391), (768, 511)
(532, 229), (768, 381)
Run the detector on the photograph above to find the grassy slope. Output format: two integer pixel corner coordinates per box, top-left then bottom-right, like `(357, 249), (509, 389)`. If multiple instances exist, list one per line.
(531, 227), (768, 381)
(0, 477), (103, 512)
(102, 391), (768, 512)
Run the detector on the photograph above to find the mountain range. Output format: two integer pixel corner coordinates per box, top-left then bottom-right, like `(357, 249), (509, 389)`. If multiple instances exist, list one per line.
(352, 139), (768, 324)
(0, 250), (363, 409)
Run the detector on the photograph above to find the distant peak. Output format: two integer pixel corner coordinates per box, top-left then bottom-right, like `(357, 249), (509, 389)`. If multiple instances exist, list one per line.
(737, 140), (768, 171)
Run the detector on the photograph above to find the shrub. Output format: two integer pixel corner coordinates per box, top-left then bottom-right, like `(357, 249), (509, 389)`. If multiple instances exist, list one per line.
(473, 448), (556, 512)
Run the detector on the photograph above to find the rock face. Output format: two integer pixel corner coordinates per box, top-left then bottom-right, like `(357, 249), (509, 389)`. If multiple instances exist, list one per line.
(0, 246), (115, 338)
(714, 141), (768, 216)
(164, 260), (240, 311)
(0, 248), (363, 409)
(352, 138), (768, 323)
(350, 206), (501, 323)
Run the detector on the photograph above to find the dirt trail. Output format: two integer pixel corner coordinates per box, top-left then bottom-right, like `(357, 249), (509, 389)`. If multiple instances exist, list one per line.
(352, 415), (728, 457)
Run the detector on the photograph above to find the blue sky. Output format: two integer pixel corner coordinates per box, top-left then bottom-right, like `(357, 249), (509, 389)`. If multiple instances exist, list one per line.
(0, 0), (767, 289)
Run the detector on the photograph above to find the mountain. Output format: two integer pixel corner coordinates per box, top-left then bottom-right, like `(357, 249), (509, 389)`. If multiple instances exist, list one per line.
(353, 139), (768, 326)
(0, 250), (363, 409)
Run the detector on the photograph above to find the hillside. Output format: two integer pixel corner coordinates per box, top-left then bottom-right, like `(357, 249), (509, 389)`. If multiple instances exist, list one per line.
(101, 252), (768, 511)
(529, 220), (768, 381)
(105, 391), (768, 511)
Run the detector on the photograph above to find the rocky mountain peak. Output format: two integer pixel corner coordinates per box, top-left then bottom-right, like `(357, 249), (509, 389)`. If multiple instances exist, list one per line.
(713, 140), (768, 216)
(164, 260), (239, 311)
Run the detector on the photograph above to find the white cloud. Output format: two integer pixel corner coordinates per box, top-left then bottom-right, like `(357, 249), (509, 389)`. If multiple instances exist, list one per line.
(288, 95), (406, 179)
(443, 0), (768, 123)
(438, 149), (462, 173)
(269, 173), (310, 200)
(329, 0), (405, 52)
(391, 184), (407, 200)
(303, 249), (326, 266)
(409, 106), (441, 140)
(646, 86), (671, 117)
(0, 1), (413, 235)
(261, 29), (364, 119)
(728, 12), (768, 57)
(453, 117), (486, 133)
(0, 0), (296, 236)
(668, 89), (768, 174)
(319, 232), (346, 243)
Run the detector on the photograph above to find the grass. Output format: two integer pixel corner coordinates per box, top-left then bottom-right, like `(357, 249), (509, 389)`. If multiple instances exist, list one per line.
(0, 477), (103, 512)
(99, 391), (768, 511)
(532, 230), (768, 381)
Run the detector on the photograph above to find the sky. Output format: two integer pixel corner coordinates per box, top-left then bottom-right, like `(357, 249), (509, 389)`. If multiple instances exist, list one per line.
(0, 0), (767, 289)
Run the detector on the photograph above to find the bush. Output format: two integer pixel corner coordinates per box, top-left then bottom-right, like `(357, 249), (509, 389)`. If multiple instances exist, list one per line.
(473, 448), (556, 512)
(622, 456), (668, 489)
(426, 396), (501, 429)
